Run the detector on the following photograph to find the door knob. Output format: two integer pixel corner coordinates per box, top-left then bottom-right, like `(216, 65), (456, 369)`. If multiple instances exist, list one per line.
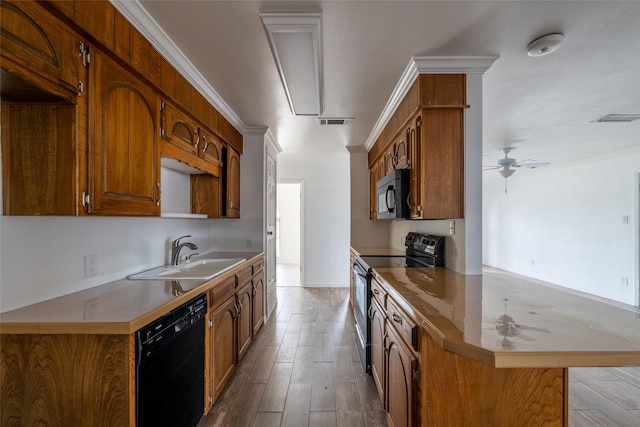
(267, 231), (274, 236)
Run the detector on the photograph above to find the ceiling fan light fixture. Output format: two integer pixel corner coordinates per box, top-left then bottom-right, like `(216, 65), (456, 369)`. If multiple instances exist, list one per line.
(498, 169), (516, 178)
(527, 33), (564, 57)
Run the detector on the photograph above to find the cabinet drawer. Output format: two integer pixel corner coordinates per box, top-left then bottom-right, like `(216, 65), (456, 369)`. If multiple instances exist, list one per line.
(209, 276), (235, 311)
(386, 296), (419, 352)
(236, 266), (252, 288)
(252, 258), (264, 275)
(371, 277), (386, 308)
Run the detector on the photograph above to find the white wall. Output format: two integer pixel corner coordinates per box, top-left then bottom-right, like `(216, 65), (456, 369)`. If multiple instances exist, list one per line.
(483, 147), (640, 306)
(277, 183), (301, 264)
(390, 220), (466, 272)
(278, 151), (350, 287)
(348, 147), (391, 246)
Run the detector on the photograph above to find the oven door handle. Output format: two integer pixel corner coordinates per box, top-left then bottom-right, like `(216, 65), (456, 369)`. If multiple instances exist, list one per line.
(352, 262), (368, 278)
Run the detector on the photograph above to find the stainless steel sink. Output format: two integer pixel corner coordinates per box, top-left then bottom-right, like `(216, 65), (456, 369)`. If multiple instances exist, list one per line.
(128, 258), (246, 280)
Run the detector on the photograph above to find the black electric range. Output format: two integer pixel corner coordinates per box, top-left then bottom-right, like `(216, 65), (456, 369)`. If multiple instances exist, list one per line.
(352, 233), (445, 373)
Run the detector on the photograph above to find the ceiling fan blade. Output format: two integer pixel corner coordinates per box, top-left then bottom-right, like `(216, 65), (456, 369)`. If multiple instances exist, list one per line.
(512, 161), (550, 168)
(483, 166), (501, 171)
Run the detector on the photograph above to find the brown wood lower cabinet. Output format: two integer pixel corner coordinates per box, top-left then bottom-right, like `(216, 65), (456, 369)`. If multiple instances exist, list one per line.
(251, 268), (265, 336)
(235, 281), (252, 362)
(0, 334), (133, 426)
(369, 289), (419, 427)
(370, 297), (386, 401)
(209, 294), (237, 405)
(386, 320), (418, 427)
(206, 257), (266, 409)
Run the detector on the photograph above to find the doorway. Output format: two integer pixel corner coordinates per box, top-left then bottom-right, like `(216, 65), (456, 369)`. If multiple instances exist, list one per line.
(276, 182), (303, 286)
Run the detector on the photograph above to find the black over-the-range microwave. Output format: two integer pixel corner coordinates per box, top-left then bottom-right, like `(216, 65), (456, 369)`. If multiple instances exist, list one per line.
(376, 169), (410, 219)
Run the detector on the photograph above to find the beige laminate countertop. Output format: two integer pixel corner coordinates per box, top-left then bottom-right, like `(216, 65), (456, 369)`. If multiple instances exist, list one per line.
(352, 246), (640, 368)
(0, 251), (263, 335)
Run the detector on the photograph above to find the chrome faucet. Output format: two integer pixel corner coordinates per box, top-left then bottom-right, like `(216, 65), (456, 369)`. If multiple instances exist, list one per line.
(171, 235), (198, 266)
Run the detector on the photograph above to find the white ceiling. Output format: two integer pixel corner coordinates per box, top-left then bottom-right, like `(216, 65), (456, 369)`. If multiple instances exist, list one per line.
(136, 0), (640, 168)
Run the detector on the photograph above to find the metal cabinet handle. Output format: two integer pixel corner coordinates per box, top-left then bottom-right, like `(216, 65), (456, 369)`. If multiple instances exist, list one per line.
(373, 289), (380, 295)
(233, 304), (239, 319)
(156, 183), (161, 206)
(194, 129), (200, 149)
(202, 140), (209, 155)
(392, 313), (403, 325)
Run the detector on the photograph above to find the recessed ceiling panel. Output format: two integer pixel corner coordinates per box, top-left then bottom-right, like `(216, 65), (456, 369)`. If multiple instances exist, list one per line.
(261, 13), (323, 116)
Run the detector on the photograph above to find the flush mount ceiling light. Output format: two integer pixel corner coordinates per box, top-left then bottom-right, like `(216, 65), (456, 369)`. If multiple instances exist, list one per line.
(527, 33), (564, 57)
(261, 13), (323, 116)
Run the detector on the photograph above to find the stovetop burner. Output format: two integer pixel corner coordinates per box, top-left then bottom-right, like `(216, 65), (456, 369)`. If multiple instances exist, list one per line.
(357, 233), (445, 270)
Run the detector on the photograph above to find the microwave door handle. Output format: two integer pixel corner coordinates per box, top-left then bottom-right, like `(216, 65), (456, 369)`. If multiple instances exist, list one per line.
(386, 186), (395, 213)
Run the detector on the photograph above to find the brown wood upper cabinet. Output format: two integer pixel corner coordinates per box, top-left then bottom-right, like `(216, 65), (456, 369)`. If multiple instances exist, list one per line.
(160, 100), (222, 177)
(222, 146), (241, 218)
(87, 48), (160, 216)
(1, 0), (243, 217)
(369, 74), (467, 220)
(0, 0), (82, 102)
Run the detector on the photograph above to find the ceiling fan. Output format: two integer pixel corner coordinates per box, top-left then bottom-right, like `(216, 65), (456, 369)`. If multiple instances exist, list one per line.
(484, 147), (550, 193)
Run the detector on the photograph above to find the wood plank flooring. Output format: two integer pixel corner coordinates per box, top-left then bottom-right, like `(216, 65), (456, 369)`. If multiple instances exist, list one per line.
(198, 286), (640, 427)
(198, 287), (386, 427)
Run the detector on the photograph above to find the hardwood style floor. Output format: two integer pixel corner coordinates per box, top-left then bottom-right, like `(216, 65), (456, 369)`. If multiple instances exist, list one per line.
(198, 287), (386, 427)
(199, 286), (640, 427)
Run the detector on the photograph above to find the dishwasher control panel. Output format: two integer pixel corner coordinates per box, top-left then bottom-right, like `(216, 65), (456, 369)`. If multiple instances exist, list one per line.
(135, 293), (207, 364)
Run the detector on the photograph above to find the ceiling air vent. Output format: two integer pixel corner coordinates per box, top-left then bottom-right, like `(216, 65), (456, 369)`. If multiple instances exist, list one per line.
(592, 114), (640, 123)
(318, 118), (354, 126)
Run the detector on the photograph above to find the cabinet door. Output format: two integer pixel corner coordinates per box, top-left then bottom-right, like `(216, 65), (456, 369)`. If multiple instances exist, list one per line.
(409, 116), (422, 219)
(370, 297), (386, 403)
(395, 130), (408, 169)
(235, 282), (252, 361)
(384, 147), (395, 175)
(251, 270), (265, 336)
(369, 161), (378, 220)
(160, 100), (199, 157)
(0, 0), (81, 100)
(386, 323), (418, 427)
(210, 296), (237, 402)
(88, 49), (160, 215)
(198, 128), (223, 176)
(223, 146), (241, 218)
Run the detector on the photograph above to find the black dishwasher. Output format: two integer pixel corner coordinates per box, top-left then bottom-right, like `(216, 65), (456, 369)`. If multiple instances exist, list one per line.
(136, 293), (207, 427)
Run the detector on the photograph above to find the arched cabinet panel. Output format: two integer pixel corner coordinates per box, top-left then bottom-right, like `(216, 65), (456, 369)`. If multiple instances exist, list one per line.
(89, 49), (160, 216)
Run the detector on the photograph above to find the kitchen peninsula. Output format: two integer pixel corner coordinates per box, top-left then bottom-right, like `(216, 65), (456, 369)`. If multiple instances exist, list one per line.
(351, 246), (640, 426)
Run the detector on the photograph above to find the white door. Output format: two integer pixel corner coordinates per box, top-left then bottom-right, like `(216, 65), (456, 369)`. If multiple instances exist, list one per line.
(265, 152), (278, 318)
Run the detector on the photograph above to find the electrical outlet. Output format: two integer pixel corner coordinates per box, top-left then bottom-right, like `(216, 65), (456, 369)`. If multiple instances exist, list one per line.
(622, 215), (629, 224)
(84, 298), (98, 320)
(530, 259), (535, 266)
(622, 276), (629, 286)
(84, 254), (98, 277)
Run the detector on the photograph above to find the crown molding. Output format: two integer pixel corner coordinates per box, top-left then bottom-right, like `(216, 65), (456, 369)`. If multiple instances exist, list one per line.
(111, 0), (247, 135)
(345, 145), (368, 154)
(364, 56), (499, 151)
(265, 128), (283, 154)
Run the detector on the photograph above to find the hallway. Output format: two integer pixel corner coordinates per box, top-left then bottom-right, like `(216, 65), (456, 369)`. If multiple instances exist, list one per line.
(198, 287), (386, 426)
